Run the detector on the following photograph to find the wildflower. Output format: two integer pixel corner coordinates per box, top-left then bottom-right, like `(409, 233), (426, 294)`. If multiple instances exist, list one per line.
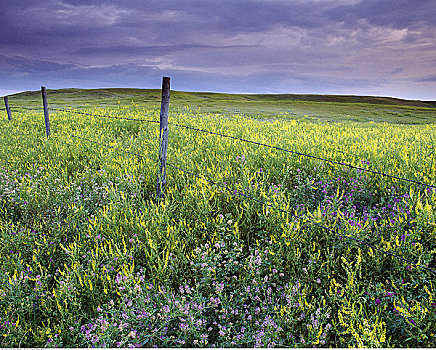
(128, 330), (137, 338)
(375, 298), (381, 306)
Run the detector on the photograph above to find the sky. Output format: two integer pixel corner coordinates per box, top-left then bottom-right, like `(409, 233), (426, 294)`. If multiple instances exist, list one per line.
(0, 0), (435, 100)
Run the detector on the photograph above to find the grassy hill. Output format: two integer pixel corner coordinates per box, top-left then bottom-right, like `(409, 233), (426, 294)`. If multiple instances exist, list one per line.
(4, 88), (436, 124)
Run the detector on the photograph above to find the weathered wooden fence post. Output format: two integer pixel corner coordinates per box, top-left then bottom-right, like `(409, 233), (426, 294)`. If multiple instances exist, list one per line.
(156, 76), (170, 200)
(41, 86), (50, 138)
(4, 96), (12, 121)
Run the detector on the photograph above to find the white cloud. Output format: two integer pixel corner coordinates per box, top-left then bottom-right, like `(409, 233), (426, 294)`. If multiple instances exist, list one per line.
(57, 3), (130, 26)
(23, 2), (131, 28)
(214, 25), (307, 48)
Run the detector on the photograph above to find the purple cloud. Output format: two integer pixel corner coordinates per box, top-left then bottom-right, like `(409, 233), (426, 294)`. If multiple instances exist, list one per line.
(0, 0), (435, 100)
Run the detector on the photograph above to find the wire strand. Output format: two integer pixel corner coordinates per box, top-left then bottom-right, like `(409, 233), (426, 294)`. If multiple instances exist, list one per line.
(12, 106), (42, 111)
(168, 122), (436, 190)
(49, 107), (159, 124)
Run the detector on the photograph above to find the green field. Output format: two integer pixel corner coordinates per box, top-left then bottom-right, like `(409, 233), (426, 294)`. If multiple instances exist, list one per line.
(0, 88), (435, 347)
(7, 87), (436, 124)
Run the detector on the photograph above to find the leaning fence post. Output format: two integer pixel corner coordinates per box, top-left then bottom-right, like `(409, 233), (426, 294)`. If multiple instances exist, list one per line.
(156, 76), (170, 201)
(41, 86), (50, 138)
(4, 96), (12, 121)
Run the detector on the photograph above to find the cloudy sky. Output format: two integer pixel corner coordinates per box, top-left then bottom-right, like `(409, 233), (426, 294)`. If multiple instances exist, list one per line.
(1, 0), (435, 100)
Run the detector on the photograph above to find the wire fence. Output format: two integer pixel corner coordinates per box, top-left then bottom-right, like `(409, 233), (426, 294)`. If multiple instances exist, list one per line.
(48, 107), (160, 124)
(6, 105), (436, 190)
(11, 106), (42, 111)
(37, 104), (436, 190)
(2, 88), (436, 277)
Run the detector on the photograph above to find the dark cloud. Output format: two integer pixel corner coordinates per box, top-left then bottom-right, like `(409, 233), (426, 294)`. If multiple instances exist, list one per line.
(0, 55), (75, 73)
(59, 0), (333, 32)
(417, 75), (436, 83)
(390, 68), (404, 75)
(0, 60), (385, 95)
(327, 0), (436, 29)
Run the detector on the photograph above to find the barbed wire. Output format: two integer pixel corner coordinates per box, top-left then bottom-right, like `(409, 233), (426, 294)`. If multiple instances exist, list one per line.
(12, 106), (42, 111)
(165, 160), (436, 276)
(49, 107), (159, 124)
(168, 122), (436, 190)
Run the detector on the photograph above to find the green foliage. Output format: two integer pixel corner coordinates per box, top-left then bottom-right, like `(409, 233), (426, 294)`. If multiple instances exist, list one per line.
(0, 94), (435, 347)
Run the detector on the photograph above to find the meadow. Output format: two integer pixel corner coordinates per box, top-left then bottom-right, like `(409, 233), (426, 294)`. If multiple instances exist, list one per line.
(0, 89), (435, 347)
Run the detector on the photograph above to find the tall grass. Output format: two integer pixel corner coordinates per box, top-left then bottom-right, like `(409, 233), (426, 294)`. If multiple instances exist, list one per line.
(0, 105), (435, 347)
